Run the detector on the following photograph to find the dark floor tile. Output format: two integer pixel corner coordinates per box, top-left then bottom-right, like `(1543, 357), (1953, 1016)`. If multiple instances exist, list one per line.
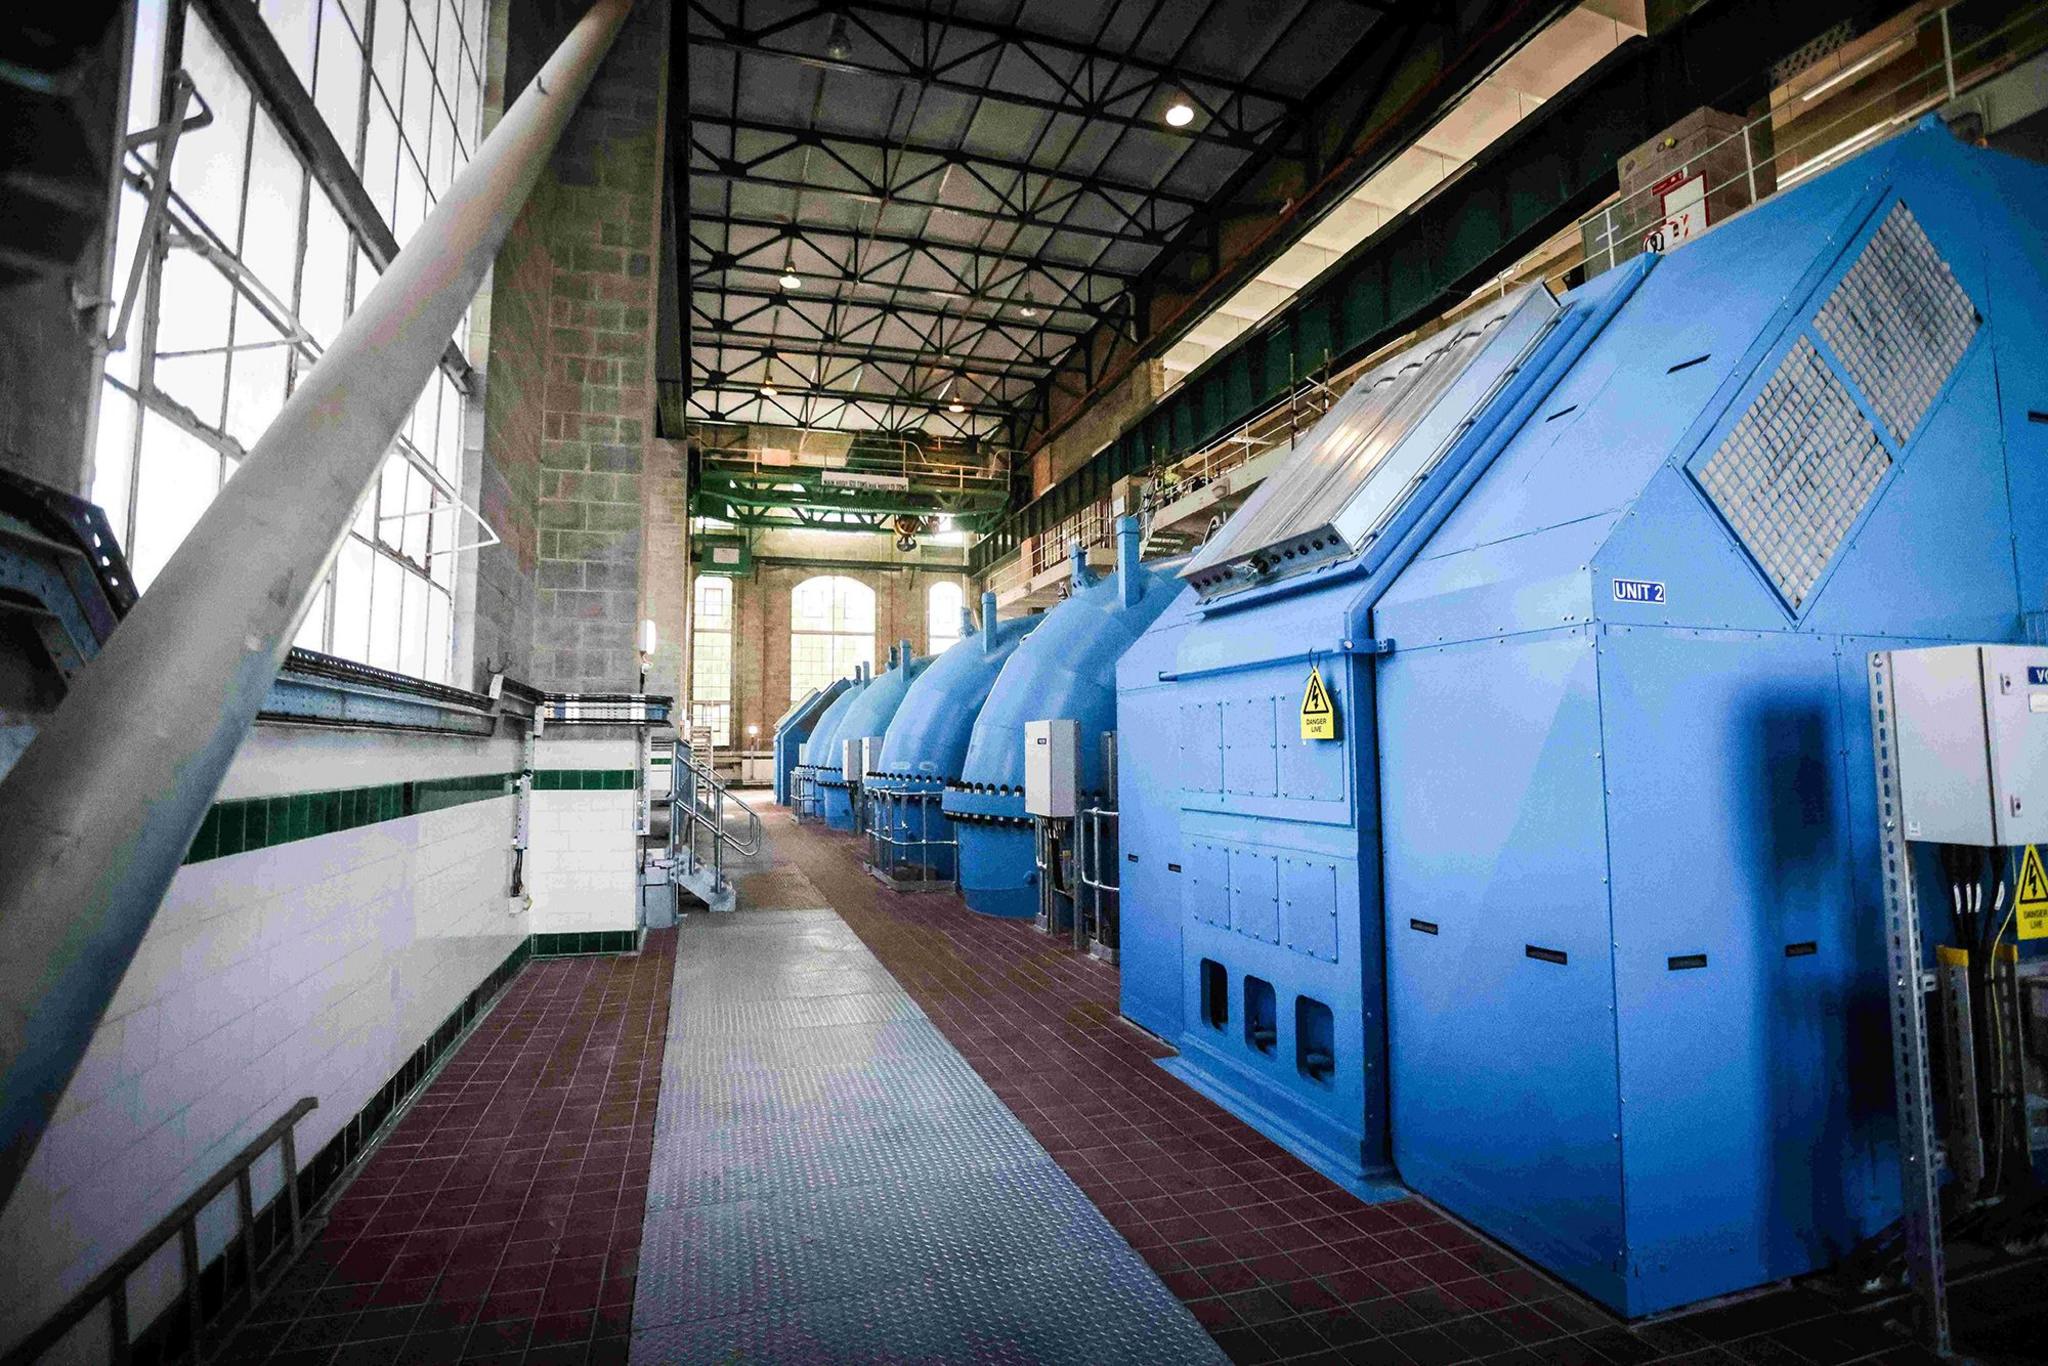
(1383, 1325), (1471, 1365)
(217, 937), (677, 1366)
(1213, 1326), (1279, 1365)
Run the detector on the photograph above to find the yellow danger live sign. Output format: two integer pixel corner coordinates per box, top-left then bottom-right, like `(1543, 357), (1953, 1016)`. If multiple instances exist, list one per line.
(1300, 664), (1338, 741)
(2017, 844), (2048, 942)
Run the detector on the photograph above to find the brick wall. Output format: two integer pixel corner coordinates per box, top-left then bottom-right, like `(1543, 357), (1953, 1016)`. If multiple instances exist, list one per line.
(709, 561), (964, 748)
(479, 0), (670, 694)
(640, 436), (689, 698)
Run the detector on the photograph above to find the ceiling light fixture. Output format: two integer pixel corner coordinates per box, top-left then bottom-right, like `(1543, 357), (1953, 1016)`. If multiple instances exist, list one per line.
(760, 383), (778, 398)
(948, 400), (965, 414)
(1164, 99), (1195, 128)
(779, 267), (801, 289)
(824, 13), (853, 61)
(1801, 38), (1909, 103)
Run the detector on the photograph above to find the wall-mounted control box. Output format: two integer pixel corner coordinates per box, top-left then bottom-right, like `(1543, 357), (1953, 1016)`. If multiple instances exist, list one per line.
(1888, 644), (2048, 847)
(1024, 718), (1079, 818)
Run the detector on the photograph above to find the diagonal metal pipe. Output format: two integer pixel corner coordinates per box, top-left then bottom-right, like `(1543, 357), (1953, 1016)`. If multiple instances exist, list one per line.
(0, 0), (635, 1214)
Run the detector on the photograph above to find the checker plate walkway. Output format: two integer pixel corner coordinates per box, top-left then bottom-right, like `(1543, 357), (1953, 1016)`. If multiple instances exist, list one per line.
(628, 905), (1225, 1364)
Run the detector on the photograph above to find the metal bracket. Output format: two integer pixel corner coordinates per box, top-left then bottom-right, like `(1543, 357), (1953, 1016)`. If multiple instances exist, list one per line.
(1869, 651), (1952, 1356)
(90, 71), (213, 351)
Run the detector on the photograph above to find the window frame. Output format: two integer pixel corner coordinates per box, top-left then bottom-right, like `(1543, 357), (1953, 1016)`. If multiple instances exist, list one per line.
(691, 573), (734, 746)
(788, 575), (875, 702)
(96, 0), (492, 685)
(927, 578), (965, 656)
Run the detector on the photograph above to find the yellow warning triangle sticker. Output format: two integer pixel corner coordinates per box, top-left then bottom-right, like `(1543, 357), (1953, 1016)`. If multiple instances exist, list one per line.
(2017, 845), (2048, 941)
(1300, 664), (1338, 741)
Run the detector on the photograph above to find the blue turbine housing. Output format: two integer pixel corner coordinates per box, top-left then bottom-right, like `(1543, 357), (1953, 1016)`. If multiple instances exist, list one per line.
(945, 519), (1184, 918)
(869, 593), (1041, 877)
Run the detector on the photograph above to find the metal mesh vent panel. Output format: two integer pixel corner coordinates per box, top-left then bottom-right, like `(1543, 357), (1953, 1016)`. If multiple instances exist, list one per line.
(1698, 338), (1890, 609)
(1813, 201), (1977, 443)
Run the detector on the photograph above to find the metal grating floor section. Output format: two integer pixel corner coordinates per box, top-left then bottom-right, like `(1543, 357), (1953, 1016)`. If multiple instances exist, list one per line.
(630, 906), (1226, 1364)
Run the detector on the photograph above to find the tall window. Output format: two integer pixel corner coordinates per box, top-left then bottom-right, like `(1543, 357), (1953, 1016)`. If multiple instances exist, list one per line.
(95, 0), (489, 683)
(790, 576), (874, 701)
(927, 579), (964, 655)
(691, 574), (733, 747)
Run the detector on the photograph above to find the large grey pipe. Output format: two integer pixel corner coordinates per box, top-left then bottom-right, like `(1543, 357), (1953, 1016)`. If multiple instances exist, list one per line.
(0, 0), (634, 1213)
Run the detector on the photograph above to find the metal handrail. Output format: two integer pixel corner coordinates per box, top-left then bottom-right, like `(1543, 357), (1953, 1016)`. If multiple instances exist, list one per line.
(863, 784), (957, 891)
(667, 739), (762, 890)
(3, 1097), (319, 1365)
(1077, 805), (1121, 962)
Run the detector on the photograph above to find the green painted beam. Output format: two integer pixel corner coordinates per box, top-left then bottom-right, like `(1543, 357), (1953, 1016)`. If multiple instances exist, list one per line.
(697, 469), (1009, 521)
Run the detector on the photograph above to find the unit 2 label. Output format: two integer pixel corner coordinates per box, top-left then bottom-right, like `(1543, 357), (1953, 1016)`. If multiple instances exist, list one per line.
(1612, 578), (1666, 605)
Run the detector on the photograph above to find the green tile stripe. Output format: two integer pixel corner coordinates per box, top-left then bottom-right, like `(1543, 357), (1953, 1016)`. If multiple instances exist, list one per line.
(183, 772), (519, 865)
(530, 768), (638, 791)
(530, 929), (642, 957)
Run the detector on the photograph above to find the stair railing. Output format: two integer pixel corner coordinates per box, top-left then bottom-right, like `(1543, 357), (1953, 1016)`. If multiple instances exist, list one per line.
(667, 740), (762, 894)
(2, 1097), (318, 1366)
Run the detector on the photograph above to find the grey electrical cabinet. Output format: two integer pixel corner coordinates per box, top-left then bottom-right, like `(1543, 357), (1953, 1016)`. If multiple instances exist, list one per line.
(1887, 644), (2048, 847)
(1024, 718), (1078, 819)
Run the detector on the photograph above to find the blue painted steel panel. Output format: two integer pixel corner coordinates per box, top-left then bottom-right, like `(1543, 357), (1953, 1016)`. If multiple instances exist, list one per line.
(773, 679), (848, 806)
(1379, 628), (1624, 1302)
(1121, 260), (1640, 1202)
(1371, 124), (2048, 1316)
(1123, 123), (2048, 1315)
(1595, 626), (1878, 1309)
(1113, 587), (1199, 1039)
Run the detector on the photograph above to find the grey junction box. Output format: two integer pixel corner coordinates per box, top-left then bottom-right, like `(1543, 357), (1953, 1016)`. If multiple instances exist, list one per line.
(1887, 644), (2048, 847)
(1024, 718), (1078, 818)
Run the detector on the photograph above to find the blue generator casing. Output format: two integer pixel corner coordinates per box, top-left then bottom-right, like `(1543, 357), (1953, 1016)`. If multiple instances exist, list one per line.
(869, 593), (1041, 877)
(1117, 267), (1594, 1202)
(946, 518), (1182, 918)
(791, 663), (869, 817)
(816, 642), (930, 830)
(772, 678), (848, 806)
(1123, 121), (2048, 1313)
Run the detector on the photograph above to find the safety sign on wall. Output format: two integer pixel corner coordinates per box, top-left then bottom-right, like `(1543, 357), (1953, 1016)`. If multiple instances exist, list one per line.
(1642, 171), (1708, 255)
(1300, 664), (1338, 741)
(2017, 844), (2048, 941)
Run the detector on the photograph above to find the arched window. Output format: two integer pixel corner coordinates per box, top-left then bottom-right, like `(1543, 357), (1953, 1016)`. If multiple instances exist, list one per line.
(927, 579), (965, 655)
(691, 574), (733, 746)
(790, 575), (874, 701)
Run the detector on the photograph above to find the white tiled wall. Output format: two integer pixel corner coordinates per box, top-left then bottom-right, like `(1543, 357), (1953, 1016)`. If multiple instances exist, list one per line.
(0, 727), (525, 1351)
(525, 734), (641, 934)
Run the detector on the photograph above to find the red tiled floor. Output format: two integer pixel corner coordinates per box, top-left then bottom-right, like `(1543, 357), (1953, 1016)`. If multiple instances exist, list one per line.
(768, 813), (1947, 1366)
(220, 935), (674, 1366)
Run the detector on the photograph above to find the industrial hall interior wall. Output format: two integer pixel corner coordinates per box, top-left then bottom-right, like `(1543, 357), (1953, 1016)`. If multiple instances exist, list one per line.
(0, 0), (682, 1340)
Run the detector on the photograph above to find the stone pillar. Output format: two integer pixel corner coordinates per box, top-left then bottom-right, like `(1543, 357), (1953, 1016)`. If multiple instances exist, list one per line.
(640, 436), (689, 698)
(480, 0), (670, 693)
